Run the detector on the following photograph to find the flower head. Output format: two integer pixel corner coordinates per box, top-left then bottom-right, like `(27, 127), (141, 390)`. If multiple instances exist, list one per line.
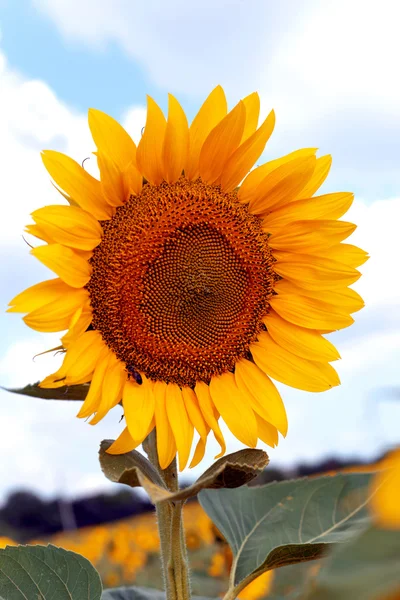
(8, 86), (366, 470)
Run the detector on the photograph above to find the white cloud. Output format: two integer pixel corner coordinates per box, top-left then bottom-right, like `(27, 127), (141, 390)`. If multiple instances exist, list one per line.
(346, 197), (400, 308)
(122, 106), (147, 144)
(270, 2), (400, 116)
(0, 51), (89, 248)
(0, 49), (145, 250)
(0, 337), (123, 501)
(0, 339), (63, 386)
(32, 0), (278, 95)
(33, 0), (400, 197)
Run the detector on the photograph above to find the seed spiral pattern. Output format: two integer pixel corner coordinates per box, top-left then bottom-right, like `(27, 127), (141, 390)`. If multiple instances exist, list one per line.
(87, 178), (276, 387)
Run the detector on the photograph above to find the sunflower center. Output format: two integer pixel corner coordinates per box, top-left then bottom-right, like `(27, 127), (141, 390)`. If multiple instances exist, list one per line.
(87, 178), (276, 387)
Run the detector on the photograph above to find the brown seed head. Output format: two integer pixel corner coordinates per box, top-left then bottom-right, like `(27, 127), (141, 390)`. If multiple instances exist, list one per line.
(87, 177), (276, 387)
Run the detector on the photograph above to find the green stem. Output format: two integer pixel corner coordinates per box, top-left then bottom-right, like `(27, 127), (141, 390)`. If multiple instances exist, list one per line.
(143, 432), (191, 600)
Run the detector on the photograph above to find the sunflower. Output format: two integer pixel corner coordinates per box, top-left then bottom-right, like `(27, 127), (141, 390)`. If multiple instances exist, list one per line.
(8, 86), (367, 470)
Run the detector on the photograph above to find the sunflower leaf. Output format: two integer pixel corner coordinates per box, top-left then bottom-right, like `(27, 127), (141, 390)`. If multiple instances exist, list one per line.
(148, 448), (269, 503)
(165, 448), (269, 501)
(3, 382), (89, 401)
(302, 524), (400, 600)
(99, 440), (166, 495)
(199, 472), (373, 587)
(100, 444), (268, 503)
(0, 544), (102, 600)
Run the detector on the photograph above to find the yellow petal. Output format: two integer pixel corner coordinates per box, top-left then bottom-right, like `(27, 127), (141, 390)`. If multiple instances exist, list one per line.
(123, 376), (155, 441)
(294, 154), (332, 199)
(269, 291), (354, 331)
(25, 223), (53, 243)
(220, 110), (275, 192)
(315, 243), (369, 268)
(166, 383), (193, 471)
(107, 427), (138, 454)
(97, 152), (125, 207)
(31, 205), (103, 251)
(238, 148), (317, 204)
(31, 244), (92, 288)
(136, 96), (167, 185)
(273, 252), (361, 291)
(74, 249), (94, 261)
(269, 220), (356, 253)
(90, 354), (126, 425)
(59, 330), (105, 382)
(182, 387), (210, 469)
(162, 94), (189, 184)
(263, 192), (354, 234)
(256, 414), (279, 447)
(240, 92), (260, 143)
(273, 279), (364, 315)
(88, 108), (137, 170)
(209, 372), (258, 447)
(51, 181), (77, 206)
(40, 365), (96, 389)
(23, 288), (89, 333)
(248, 155), (317, 215)
(77, 347), (112, 418)
(39, 371), (69, 389)
(234, 359), (288, 436)
(61, 306), (93, 347)
(194, 381), (226, 459)
(198, 100), (246, 184)
(153, 380), (176, 469)
(8, 278), (73, 313)
(66, 306), (86, 332)
(122, 160), (143, 198)
(252, 333), (340, 392)
(186, 85), (227, 180)
(106, 420), (156, 455)
(182, 387), (208, 440)
(189, 438), (207, 469)
(41, 150), (112, 220)
(60, 373), (92, 386)
(264, 310), (340, 361)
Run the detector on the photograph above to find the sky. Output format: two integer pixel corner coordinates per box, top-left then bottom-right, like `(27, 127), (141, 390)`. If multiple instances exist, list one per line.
(0, 0), (399, 501)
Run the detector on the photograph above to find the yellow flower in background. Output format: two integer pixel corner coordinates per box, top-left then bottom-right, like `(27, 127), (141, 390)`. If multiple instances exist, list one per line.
(238, 571), (274, 600)
(370, 448), (400, 529)
(0, 537), (16, 549)
(8, 86), (366, 470)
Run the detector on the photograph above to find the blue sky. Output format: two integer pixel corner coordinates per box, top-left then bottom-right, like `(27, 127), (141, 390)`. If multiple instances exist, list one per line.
(0, 0), (399, 500)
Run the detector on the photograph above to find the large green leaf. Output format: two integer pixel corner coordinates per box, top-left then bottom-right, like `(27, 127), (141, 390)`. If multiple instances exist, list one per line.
(199, 472), (373, 586)
(3, 382), (89, 401)
(0, 544), (102, 600)
(304, 525), (400, 600)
